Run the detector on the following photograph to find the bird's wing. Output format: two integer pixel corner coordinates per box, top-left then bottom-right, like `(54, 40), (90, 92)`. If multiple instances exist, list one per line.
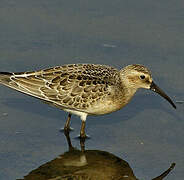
(0, 64), (119, 112)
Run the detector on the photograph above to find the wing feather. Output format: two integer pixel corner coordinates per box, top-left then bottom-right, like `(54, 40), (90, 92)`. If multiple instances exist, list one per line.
(0, 64), (120, 113)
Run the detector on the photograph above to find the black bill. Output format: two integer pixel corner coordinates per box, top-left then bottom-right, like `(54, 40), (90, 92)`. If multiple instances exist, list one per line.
(150, 81), (176, 109)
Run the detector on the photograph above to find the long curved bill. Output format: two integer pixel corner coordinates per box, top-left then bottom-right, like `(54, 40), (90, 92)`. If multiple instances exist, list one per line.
(150, 81), (176, 109)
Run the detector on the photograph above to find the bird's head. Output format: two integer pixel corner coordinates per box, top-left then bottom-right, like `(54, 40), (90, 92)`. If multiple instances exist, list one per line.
(120, 64), (176, 109)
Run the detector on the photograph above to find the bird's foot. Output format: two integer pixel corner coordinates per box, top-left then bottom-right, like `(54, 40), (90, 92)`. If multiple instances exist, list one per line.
(75, 134), (90, 140)
(60, 126), (74, 133)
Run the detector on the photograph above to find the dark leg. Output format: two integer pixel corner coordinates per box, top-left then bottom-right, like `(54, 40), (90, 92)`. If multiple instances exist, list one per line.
(80, 136), (86, 152)
(80, 121), (86, 151)
(63, 127), (74, 151)
(64, 113), (72, 131)
(74, 119), (90, 139)
(80, 121), (86, 138)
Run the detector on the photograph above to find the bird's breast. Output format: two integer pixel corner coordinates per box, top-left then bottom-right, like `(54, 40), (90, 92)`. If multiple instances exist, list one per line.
(86, 86), (136, 115)
(86, 93), (130, 115)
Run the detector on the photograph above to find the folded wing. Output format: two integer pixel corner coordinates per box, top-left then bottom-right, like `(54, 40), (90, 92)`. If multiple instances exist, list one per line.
(0, 64), (119, 112)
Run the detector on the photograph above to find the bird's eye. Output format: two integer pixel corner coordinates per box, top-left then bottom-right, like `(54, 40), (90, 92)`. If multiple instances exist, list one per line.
(140, 75), (145, 80)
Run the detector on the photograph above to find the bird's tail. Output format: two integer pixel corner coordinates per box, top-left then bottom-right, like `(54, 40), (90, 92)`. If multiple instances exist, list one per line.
(0, 72), (13, 86)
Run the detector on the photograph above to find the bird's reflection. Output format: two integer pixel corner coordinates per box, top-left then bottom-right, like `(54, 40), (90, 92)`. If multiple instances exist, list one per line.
(18, 131), (175, 180)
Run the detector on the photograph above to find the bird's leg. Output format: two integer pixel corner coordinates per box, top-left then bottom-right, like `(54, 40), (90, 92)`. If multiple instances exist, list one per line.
(75, 114), (89, 139)
(80, 121), (86, 138)
(80, 121), (87, 151)
(64, 113), (72, 132)
(63, 127), (75, 151)
(80, 136), (86, 152)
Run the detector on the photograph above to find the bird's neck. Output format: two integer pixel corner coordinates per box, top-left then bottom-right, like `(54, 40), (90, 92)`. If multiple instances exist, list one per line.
(117, 81), (138, 108)
(123, 86), (137, 104)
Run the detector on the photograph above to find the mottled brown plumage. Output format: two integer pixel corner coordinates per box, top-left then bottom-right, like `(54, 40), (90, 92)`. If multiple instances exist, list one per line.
(0, 64), (176, 138)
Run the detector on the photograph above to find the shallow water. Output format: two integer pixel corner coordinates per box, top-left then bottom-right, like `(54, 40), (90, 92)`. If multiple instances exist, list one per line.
(16, 131), (176, 180)
(0, 0), (183, 179)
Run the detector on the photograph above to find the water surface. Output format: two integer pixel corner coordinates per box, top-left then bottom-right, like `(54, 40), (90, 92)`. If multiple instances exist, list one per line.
(0, 0), (183, 179)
